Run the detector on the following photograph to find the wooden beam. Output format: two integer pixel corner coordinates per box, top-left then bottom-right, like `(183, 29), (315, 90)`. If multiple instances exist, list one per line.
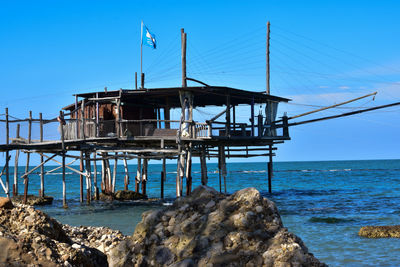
(5, 108), (9, 198)
(39, 113), (44, 197)
(21, 154), (56, 179)
(268, 145), (273, 193)
(13, 124), (20, 196)
(79, 151), (84, 202)
(23, 110), (32, 204)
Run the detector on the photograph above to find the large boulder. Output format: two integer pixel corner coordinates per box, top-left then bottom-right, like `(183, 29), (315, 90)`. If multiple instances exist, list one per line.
(0, 197), (13, 209)
(0, 203), (113, 266)
(359, 225), (400, 238)
(109, 186), (326, 267)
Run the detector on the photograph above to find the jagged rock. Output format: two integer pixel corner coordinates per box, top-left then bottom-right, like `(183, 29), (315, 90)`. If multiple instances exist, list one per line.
(359, 225), (400, 238)
(0, 203), (128, 266)
(114, 190), (147, 201)
(109, 186), (326, 267)
(12, 195), (53, 206)
(0, 197), (13, 209)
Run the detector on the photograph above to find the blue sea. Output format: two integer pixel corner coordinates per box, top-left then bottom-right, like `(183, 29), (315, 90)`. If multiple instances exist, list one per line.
(2, 159), (400, 266)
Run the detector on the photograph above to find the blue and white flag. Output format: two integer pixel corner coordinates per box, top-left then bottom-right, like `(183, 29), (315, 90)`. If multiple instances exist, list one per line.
(141, 22), (156, 49)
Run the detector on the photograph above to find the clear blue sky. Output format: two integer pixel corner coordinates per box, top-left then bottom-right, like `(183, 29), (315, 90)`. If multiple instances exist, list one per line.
(1, 0), (399, 165)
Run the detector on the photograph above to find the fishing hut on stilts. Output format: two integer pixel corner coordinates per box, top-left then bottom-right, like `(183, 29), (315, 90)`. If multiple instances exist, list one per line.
(0, 25), (290, 205)
(1, 24), (396, 205)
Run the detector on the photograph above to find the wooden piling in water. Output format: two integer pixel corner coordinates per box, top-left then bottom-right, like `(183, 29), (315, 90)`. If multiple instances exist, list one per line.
(268, 145), (273, 193)
(62, 153), (67, 208)
(136, 157), (141, 193)
(13, 124), (20, 197)
(79, 151), (84, 202)
(112, 153), (118, 193)
(85, 151), (92, 204)
(39, 113), (44, 197)
(93, 152), (99, 200)
(5, 108), (9, 199)
(142, 159), (148, 195)
(123, 153), (129, 191)
(161, 157), (166, 199)
(23, 111), (32, 204)
(218, 146), (222, 193)
(200, 146), (208, 186)
(186, 146), (192, 196)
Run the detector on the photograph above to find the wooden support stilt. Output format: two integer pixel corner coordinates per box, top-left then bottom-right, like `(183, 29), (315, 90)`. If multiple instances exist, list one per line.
(186, 145), (192, 196)
(218, 146), (222, 193)
(112, 153), (118, 193)
(200, 146), (208, 185)
(39, 113), (44, 197)
(62, 152), (67, 208)
(5, 108), (9, 199)
(161, 157), (166, 199)
(13, 124), (20, 197)
(221, 146), (227, 194)
(179, 152), (185, 197)
(101, 155), (105, 193)
(79, 151), (84, 202)
(123, 153), (129, 191)
(85, 151), (92, 204)
(136, 157), (141, 193)
(268, 145), (273, 193)
(176, 150), (182, 197)
(93, 152), (99, 200)
(23, 110), (32, 204)
(142, 159), (148, 195)
(105, 157), (112, 194)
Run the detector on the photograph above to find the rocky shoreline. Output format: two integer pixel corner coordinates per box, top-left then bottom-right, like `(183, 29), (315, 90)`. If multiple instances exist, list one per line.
(0, 187), (326, 266)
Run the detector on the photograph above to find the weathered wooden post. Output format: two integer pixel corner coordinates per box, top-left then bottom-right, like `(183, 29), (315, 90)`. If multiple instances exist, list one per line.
(136, 157), (141, 193)
(23, 110), (32, 204)
(218, 146), (222, 193)
(13, 124), (20, 196)
(225, 94), (231, 137)
(81, 99), (85, 140)
(60, 110), (67, 208)
(75, 95), (79, 138)
(93, 152), (99, 200)
(112, 153), (118, 193)
(85, 151), (92, 204)
(161, 157), (166, 199)
(268, 144), (273, 193)
(142, 159), (148, 195)
(117, 89), (122, 137)
(5, 108), (9, 199)
(200, 146), (208, 185)
(123, 153), (129, 191)
(135, 72), (138, 90)
(96, 92), (100, 138)
(39, 113), (45, 197)
(186, 145), (192, 196)
(79, 151), (84, 202)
